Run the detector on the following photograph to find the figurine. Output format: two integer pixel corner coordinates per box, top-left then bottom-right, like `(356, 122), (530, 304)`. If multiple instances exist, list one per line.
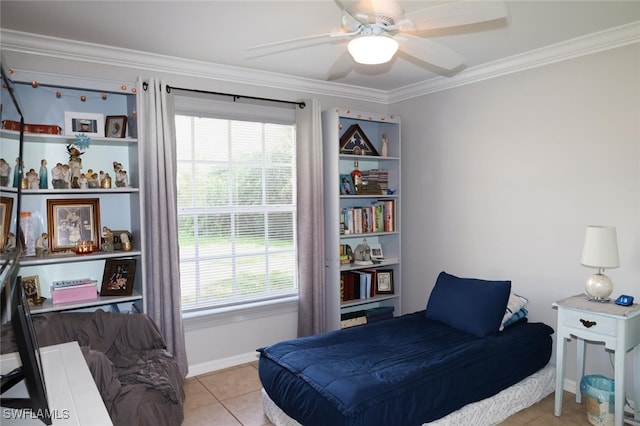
(39, 159), (48, 189)
(67, 144), (84, 188)
(35, 232), (49, 258)
(115, 169), (129, 187)
(102, 226), (114, 252)
(113, 162), (129, 188)
(62, 164), (72, 189)
(51, 162), (66, 189)
(13, 157), (22, 188)
(0, 158), (10, 187)
(101, 173), (112, 189)
(88, 172), (99, 188)
(26, 168), (38, 189)
(78, 173), (88, 189)
(381, 134), (388, 157)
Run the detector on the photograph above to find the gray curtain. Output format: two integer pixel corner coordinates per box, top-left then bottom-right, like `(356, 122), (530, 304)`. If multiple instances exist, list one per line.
(139, 77), (188, 377)
(296, 99), (326, 337)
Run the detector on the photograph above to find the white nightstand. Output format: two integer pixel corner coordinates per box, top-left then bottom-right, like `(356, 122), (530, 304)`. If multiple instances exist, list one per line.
(553, 294), (640, 426)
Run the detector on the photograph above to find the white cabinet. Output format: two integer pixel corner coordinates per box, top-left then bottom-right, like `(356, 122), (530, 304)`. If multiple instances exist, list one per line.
(0, 70), (145, 314)
(322, 108), (401, 331)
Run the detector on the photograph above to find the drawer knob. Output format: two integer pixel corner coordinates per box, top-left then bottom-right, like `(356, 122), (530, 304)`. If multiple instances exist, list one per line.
(580, 319), (596, 328)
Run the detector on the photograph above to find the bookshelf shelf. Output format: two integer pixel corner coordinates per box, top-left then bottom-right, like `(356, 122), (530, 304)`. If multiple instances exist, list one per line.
(322, 108), (401, 331)
(30, 290), (143, 314)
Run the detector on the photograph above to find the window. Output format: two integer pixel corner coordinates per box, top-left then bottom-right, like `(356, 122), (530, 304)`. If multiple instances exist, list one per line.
(175, 97), (298, 313)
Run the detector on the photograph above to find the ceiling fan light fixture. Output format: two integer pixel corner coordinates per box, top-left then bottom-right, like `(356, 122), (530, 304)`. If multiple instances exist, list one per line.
(348, 35), (399, 65)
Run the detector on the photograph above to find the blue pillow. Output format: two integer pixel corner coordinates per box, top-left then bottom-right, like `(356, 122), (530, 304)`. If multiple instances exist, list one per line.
(425, 271), (511, 337)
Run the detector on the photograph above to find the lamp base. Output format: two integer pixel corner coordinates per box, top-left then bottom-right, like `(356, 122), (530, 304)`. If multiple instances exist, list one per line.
(586, 295), (611, 303)
(585, 273), (613, 302)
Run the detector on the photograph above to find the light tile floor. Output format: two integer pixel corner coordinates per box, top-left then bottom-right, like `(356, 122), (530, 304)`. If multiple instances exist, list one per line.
(183, 362), (594, 425)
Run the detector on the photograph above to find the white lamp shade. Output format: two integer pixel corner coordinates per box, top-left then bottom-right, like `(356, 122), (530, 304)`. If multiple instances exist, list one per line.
(581, 226), (619, 269)
(348, 35), (399, 65)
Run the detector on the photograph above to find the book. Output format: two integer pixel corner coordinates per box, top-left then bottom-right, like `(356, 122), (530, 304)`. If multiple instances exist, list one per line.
(340, 310), (367, 328)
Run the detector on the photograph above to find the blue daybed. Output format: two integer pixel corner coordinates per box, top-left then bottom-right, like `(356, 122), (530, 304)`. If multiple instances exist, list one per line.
(258, 272), (555, 426)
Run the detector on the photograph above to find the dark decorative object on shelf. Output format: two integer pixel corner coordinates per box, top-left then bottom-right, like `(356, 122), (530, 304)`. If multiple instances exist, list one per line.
(339, 124), (379, 156)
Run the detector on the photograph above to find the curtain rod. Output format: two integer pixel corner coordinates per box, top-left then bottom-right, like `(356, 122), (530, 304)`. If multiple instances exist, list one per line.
(163, 84), (305, 109)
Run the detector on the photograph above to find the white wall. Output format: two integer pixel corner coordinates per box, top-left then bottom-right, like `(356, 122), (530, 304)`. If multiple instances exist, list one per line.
(393, 44), (639, 394)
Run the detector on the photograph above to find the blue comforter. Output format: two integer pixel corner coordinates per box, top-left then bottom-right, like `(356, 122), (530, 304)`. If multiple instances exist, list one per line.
(258, 311), (553, 426)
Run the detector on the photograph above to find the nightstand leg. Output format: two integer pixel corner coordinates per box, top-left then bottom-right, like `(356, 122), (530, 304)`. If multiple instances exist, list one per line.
(577, 338), (586, 404)
(615, 346), (625, 426)
(555, 336), (567, 416)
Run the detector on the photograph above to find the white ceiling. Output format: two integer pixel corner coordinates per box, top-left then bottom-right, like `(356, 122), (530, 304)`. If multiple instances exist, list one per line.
(1, 1), (639, 91)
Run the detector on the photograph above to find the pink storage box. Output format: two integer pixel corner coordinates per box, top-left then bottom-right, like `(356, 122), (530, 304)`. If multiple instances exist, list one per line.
(51, 283), (98, 304)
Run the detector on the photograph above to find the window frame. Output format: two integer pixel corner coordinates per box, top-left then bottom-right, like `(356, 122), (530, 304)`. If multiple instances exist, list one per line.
(174, 95), (299, 317)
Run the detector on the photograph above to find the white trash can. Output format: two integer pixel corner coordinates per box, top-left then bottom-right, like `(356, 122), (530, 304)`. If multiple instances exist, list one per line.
(580, 375), (615, 426)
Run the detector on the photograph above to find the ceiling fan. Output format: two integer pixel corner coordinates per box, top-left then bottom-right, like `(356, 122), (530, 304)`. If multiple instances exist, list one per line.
(247, 0), (508, 73)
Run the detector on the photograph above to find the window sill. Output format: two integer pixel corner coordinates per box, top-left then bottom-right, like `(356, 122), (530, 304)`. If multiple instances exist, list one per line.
(182, 296), (299, 330)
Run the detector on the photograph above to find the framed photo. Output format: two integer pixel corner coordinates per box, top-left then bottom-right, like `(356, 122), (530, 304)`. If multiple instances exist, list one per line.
(376, 269), (394, 294)
(64, 111), (104, 137)
(100, 258), (136, 296)
(369, 242), (383, 261)
(339, 174), (355, 195)
(105, 115), (127, 138)
(0, 196), (13, 252)
(46, 198), (101, 252)
(339, 124), (379, 156)
(21, 275), (42, 305)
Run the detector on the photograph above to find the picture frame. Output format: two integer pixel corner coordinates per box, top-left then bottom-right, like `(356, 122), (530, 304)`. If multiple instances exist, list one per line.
(64, 111), (105, 137)
(100, 258), (136, 296)
(369, 242), (383, 261)
(105, 115), (127, 138)
(339, 174), (355, 195)
(0, 196), (13, 252)
(46, 198), (101, 252)
(21, 275), (42, 305)
(376, 269), (394, 294)
(339, 124), (379, 156)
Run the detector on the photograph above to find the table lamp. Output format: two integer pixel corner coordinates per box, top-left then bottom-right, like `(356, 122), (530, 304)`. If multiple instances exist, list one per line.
(581, 225), (619, 302)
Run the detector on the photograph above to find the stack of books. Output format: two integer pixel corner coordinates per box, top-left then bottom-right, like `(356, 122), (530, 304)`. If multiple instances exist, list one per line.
(51, 278), (99, 305)
(361, 169), (389, 194)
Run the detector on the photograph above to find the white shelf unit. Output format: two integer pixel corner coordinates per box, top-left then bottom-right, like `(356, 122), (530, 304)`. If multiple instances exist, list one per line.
(322, 108), (401, 331)
(0, 71), (146, 314)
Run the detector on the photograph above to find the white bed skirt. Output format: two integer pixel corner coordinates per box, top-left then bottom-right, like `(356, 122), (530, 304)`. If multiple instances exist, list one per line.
(262, 363), (556, 426)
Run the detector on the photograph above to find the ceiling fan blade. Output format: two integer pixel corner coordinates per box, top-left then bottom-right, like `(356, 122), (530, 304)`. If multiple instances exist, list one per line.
(399, 1), (507, 32)
(340, 9), (363, 32)
(395, 33), (465, 70)
(246, 32), (335, 52)
(326, 51), (354, 81)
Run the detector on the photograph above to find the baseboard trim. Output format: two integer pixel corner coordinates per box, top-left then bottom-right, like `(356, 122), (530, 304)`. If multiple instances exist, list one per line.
(187, 351), (260, 378)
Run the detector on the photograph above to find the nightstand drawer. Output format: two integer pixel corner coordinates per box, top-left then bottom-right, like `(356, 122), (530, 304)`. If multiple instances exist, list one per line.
(562, 309), (617, 336)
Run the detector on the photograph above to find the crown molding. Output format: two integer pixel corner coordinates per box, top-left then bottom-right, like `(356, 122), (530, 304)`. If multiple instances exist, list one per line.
(0, 29), (389, 104)
(388, 20), (640, 103)
(2, 20), (638, 106)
